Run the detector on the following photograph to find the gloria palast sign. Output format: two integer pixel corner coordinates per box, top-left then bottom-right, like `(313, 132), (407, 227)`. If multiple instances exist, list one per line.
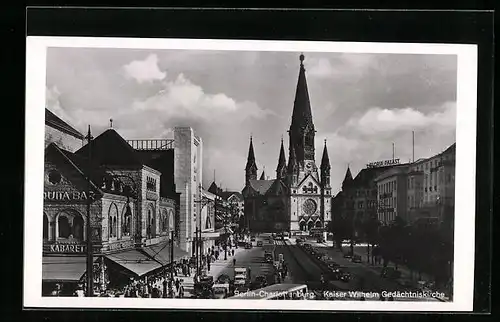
(366, 158), (400, 168)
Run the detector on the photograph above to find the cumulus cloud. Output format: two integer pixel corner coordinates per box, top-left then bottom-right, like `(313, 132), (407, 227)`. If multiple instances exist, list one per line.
(123, 54), (166, 83)
(307, 54), (376, 79)
(132, 73), (273, 123)
(344, 101), (456, 136)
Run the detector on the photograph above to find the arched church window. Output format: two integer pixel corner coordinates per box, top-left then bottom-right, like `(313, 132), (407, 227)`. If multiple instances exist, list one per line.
(307, 221), (314, 231)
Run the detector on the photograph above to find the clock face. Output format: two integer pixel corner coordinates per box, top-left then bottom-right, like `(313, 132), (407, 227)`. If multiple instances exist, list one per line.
(302, 199), (317, 215)
(305, 161), (313, 170)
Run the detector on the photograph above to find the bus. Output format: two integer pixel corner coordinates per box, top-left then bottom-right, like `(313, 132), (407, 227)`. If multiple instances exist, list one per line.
(228, 283), (309, 300)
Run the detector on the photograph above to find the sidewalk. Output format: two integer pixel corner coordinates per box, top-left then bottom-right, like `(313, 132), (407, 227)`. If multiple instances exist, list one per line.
(179, 247), (246, 298)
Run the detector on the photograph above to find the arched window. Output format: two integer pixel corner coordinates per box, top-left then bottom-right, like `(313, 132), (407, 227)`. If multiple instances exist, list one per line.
(43, 214), (49, 240)
(108, 203), (119, 238)
(168, 210), (174, 232)
(122, 204), (132, 237)
(73, 215), (84, 240)
(58, 215), (71, 239)
(299, 221), (306, 231)
(315, 221), (322, 228)
(307, 221), (314, 231)
(147, 209), (152, 238)
(161, 210), (168, 232)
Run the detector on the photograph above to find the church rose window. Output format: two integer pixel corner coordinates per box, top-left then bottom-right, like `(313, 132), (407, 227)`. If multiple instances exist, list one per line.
(302, 199), (317, 215)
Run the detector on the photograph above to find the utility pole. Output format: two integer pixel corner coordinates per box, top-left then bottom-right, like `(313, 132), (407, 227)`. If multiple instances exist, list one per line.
(85, 125), (94, 297)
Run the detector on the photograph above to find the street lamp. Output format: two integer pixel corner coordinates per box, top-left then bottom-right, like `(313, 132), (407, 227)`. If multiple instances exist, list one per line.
(85, 126), (94, 297)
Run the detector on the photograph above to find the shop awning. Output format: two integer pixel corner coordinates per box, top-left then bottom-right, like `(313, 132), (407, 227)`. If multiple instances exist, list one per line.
(42, 256), (94, 283)
(201, 231), (220, 239)
(105, 249), (162, 277)
(216, 227), (233, 235)
(142, 242), (190, 266)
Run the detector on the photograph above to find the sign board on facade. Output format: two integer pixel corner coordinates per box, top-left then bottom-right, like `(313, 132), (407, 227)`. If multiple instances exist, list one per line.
(366, 158), (400, 168)
(45, 243), (86, 253)
(44, 190), (95, 201)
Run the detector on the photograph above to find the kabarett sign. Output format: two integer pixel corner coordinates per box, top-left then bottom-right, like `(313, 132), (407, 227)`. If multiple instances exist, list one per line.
(366, 159), (400, 168)
(44, 190), (95, 201)
(45, 243), (86, 253)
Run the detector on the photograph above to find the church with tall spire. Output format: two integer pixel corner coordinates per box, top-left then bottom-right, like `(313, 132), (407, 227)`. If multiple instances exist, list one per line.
(242, 53), (332, 234)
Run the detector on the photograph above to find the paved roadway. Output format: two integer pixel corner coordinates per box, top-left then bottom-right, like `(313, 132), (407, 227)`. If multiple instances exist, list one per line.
(304, 239), (404, 292)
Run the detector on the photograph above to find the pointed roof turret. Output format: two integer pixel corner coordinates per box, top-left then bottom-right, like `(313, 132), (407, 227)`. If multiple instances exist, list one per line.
(290, 53), (314, 133)
(276, 137), (287, 172)
(321, 139), (330, 170)
(260, 167), (266, 180)
(245, 135), (257, 171)
(342, 165), (353, 190)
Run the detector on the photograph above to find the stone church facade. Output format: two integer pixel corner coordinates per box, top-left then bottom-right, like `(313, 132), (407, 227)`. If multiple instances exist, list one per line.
(242, 54), (332, 235)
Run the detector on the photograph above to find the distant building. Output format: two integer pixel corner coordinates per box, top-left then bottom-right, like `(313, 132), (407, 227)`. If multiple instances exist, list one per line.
(45, 108), (84, 152)
(338, 165), (393, 237)
(374, 164), (411, 225)
(407, 143), (456, 225)
(126, 127), (217, 255)
(242, 54), (332, 235)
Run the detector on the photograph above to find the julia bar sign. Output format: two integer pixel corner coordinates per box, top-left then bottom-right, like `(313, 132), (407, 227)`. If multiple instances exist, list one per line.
(44, 190), (95, 201)
(366, 158), (400, 168)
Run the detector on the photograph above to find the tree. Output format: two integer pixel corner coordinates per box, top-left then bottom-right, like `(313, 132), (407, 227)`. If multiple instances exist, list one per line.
(363, 214), (380, 264)
(328, 216), (351, 250)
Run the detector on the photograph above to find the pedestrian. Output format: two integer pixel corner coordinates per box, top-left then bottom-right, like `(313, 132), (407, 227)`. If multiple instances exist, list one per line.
(232, 249), (235, 256)
(207, 262), (211, 272)
(162, 279), (168, 298)
(233, 258), (236, 266)
(175, 278), (180, 294)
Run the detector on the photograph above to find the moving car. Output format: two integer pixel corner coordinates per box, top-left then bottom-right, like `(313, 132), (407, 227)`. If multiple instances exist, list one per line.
(257, 241), (263, 247)
(216, 274), (232, 284)
(245, 242), (253, 249)
(264, 252), (274, 263)
(352, 255), (362, 263)
(343, 252), (353, 259)
(250, 236), (256, 242)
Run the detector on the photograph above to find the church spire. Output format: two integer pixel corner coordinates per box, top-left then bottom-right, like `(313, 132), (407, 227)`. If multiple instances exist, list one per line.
(289, 53), (316, 164)
(321, 139), (331, 188)
(321, 139), (330, 170)
(276, 137), (287, 180)
(260, 167), (266, 180)
(245, 135), (258, 184)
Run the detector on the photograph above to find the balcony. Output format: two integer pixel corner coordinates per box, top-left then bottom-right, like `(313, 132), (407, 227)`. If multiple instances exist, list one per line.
(127, 139), (174, 151)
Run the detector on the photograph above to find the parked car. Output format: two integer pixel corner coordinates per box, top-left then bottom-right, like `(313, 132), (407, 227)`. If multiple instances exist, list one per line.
(352, 255), (362, 263)
(250, 275), (268, 290)
(257, 241), (263, 247)
(250, 236), (256, 242)
(216, 274), (232, 285)
(317, 237), (325, 243)
(380, 267), (402, 279)
(245, 242), (253, 249)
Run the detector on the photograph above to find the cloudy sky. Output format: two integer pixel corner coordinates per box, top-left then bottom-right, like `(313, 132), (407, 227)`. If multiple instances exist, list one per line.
(45, 47), (457, 194)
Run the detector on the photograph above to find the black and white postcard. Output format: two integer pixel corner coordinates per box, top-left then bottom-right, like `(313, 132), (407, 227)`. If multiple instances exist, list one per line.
(25, 37), (478, 311)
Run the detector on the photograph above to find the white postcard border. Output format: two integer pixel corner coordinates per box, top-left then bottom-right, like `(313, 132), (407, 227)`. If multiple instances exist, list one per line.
(25, 36), (478, 311)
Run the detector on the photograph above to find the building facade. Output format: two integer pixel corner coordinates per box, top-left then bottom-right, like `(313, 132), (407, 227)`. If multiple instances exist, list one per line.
(337, 165), (390, 238)
(375, 165), (410, 225)
(242, 54), (332, 235)
(406, 143), (456, 225)
(43, 128), (185, 296)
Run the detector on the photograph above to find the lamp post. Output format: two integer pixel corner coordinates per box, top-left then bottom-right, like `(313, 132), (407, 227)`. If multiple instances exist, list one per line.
(85, 126), (94, 297)
(194, 183), (211, 276)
